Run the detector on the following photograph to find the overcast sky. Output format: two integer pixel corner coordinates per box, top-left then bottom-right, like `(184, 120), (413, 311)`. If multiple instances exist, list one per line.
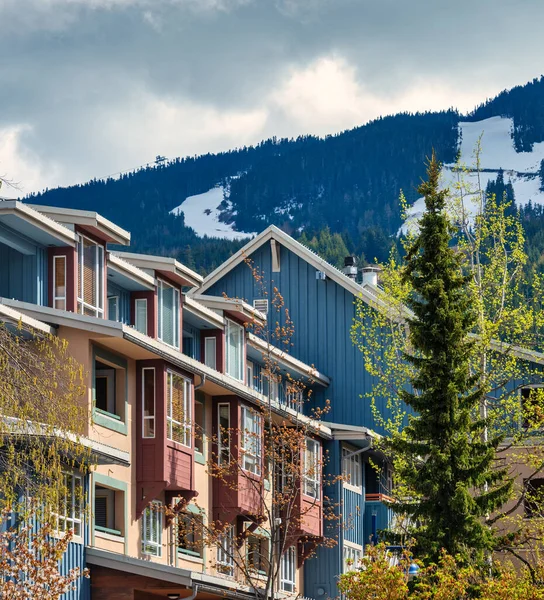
(1, 0), (543, 198)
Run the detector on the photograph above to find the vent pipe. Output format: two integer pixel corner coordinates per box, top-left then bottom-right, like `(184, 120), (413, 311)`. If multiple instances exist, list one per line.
(342, 256), (357, 280)
(361, 265), (381, 287)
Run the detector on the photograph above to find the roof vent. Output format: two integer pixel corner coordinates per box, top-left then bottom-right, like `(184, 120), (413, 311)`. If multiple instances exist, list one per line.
(342, 256), (357, 280)
(361, 265), (381, 287)
(316, 271), (326, 281)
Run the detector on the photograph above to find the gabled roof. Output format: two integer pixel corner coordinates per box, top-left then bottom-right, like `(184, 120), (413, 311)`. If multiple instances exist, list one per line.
(194, 225), (379, 307)
(191, 293), (266, 326)
(29, 204), (130, 245)
(111, 251), (203, 288)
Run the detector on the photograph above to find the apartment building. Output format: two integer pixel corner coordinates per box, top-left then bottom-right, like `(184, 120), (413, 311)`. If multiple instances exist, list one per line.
(0, 201), (391, 600)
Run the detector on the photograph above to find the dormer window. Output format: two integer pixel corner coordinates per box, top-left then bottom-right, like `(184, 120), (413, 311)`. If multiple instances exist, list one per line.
(158, 279), (180, 349)
(77, 235), (104, 318)
(225, 319), (244, 381)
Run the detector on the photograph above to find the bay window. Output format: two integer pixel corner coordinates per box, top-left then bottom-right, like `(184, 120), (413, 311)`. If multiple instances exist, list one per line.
(303, 438), (320, 499)
(241, 406), (262, 476)
(158, 279), (180, 348)
(225, 319), (244, 381)
(166, 370), (192, 447)
(77, 235), (104, 318)
(217, 525), (235, 576)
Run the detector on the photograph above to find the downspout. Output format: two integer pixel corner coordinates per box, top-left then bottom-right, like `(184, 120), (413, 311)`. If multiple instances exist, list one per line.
(185, 583), (199, 600)
(195, 374), (206, 391)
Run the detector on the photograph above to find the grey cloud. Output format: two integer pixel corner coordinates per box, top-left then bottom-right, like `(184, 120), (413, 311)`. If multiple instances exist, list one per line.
(1, 0), (544, 193)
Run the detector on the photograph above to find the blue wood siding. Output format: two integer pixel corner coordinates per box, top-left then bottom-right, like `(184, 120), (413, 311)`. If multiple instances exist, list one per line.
(0, 240), (47, 306)
(107, 282), (131, 324)
(364, 500), (393, 546)
(207, 242), (389, 434)
(343, 487), (364, 546)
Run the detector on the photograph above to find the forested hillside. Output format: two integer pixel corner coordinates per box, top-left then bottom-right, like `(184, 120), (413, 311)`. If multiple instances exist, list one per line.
(26, 76), (544, 274)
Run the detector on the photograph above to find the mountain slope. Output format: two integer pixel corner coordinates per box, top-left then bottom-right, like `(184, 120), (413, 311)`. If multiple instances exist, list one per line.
(26, 76), (544, 273)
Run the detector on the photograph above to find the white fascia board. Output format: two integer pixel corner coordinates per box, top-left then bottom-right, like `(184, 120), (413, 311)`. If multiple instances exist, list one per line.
(29, 204), (130, 245)
(107, 253), (156, 289)
(0, 302), (55, 335)
(192, 294), (266, 324)
(110, 251), (203, 287)
(0, 201), (77, 246)
(184, 295), (225, 329)
(247, 332), (330, 387)
(0, 299), (124, 337)
(122, 326), (332, 439)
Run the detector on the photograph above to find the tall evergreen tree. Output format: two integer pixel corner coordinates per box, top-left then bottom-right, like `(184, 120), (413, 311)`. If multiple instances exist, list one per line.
(390, 154), (512, 563)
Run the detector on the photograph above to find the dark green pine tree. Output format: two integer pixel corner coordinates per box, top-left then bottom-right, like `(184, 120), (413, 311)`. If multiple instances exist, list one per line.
(390, 153), (512, 563)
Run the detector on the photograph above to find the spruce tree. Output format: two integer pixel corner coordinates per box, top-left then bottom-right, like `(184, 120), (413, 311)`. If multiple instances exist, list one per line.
(390, 153), (512, 563)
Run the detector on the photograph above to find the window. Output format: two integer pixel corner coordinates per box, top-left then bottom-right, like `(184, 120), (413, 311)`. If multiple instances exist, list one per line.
(525, 478), (544, 518)
(284, 389), (303, 412)
(280, 546), (296, 592)
(95, 360), (116, 415)
(178, 512), (203, 557)
(108, 296), (119, 321)
(166, 370), (192, 447)
(241, 406), (262, 476)
(142, 500), (162, 556)
(142, 368), (155, 438)
(342, 447), (362, 491)
(247, 535), (268, 574)
(304, 438), (320, 499)
(217, 525), (235, 576)
(195, 396), (205, 455)
(77, 235), (104, 318)
(95, 486), (122, 535)
(53, 255), (67, 310)
(158, 279), (180, 348)
(204, 337), (217, 370)
(253, 298), (269, 315)
(225, 319), (244, 381)
(218, 403), (231, 465)
(343, 543), (363, 572)
(247, 361), (254, 388)
(135, 298), (147, 334)
(54, 473), (82, 537)
(521, 386), (544, 429)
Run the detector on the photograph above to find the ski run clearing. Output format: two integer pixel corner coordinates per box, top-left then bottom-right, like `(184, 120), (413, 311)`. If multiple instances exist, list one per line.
(402, 116), (544, 234)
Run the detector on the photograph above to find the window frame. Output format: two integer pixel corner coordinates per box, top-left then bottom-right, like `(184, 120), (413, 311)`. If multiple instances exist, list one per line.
(280, 545), (296, 592)
(204, 336), (217, 370)
(241, 405), (262, 476)
(135, 298), (148, 334)
(53, 254), (67, 311)
(178, 512), (204, 558)
(216, 525), (235, 577)
(343, 542), (363, 573)
(520, 384), (544, 429)
(142, 500), (163, 557)
(166, 370), (192, 447)
(142, 367), (156, 439)
(303, 437), (321, 499)
(247, 360), (254, 389)
(217, 403), (231, 466)
(225, 318), (244, 381)
(157, 278), (180, 349)
(54, 472), (83, 539)
(77, 233), (105, 318)
(107, 295), (119, 321)
(342, 446), (362, 492)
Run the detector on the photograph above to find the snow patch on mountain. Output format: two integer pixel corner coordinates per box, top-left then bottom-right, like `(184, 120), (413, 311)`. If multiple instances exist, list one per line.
(170, 178), (255, 241)
(401, 117), (544, 234)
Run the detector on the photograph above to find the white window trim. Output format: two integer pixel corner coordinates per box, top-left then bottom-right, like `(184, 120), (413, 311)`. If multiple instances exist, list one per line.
(158, 278), (180, 349)
(343, 541), (363, 573)
(135, 298), (148, 335)
(342, 446), (363, 493)
(303, 437), (320, 499)
(166, 370), (192, 447)
(108, 295), (119, 321)
(142, 500), (163, 557)
(77, 233), (105, 318)
(241, 406), (262, 476)
(142, 367), (156, 439)
(217, 402), (231, 466)
(53, 255), (67, 311)
(247, 361), (254, 389)
(217, 525), (235, 577)
(204, 336), (217, 370)
(53, 472), (83, 540)
(280, 545), (296, 592)
(225, 318), (245, 382)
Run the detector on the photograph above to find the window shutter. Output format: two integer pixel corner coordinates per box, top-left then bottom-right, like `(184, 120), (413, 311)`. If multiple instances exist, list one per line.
(83, 239), (96, 307)
(253, 299), (268, 315)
